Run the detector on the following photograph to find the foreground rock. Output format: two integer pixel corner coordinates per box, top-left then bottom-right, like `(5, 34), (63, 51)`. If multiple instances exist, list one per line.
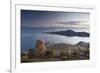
(21, 41), (89, 62)
(35, 39), (46, 56)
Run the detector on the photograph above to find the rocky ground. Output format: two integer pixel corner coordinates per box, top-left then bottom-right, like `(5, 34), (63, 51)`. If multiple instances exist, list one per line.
(21, 41), (89, 63)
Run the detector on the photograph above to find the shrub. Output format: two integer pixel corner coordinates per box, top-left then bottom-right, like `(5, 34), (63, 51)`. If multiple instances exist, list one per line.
(21, 52), (27, 57)
(60, 49), (69, 60)
(27, 49), (36, 59)
(46, 49), (55, 58)
(67, 49), (81, 59)
(61, 56), (68, 60)
(81, 48), (89, 58)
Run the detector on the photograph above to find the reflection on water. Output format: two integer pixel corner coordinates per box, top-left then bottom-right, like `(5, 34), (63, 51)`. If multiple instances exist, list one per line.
(21, 27), (89, 51)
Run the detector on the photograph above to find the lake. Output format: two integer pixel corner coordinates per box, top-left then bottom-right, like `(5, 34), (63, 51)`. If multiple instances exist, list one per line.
(21, 27), (89, 52)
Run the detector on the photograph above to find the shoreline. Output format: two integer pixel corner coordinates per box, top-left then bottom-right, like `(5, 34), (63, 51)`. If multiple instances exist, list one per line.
(21, 41), (89, 63)
(22, 41), (89, 53)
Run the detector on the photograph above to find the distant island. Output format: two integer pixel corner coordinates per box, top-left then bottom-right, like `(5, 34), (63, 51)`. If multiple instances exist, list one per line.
(44, 30), (89, 37)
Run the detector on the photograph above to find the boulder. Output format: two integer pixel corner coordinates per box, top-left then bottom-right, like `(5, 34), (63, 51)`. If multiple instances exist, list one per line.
(35, 39), (46, 56)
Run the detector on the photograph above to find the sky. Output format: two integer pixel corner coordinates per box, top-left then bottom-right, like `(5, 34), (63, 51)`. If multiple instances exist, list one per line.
(21, 10), (89, 28)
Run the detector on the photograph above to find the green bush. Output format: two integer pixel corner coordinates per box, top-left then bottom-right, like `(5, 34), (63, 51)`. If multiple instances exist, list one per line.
(60, 49), (69, 60)
(46, 49), (55, 58)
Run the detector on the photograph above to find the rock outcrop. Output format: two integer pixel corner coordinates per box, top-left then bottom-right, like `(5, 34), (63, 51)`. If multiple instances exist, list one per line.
(35, 39), (46, 56)
(26, 41), (89, 61)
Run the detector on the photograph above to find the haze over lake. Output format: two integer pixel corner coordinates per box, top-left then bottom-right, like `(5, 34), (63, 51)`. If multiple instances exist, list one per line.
(21, 10), (90, 52)
(21, 27), (89, 52)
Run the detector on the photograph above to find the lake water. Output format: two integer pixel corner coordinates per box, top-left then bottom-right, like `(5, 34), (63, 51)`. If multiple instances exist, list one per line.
(21, 27), (89, 52)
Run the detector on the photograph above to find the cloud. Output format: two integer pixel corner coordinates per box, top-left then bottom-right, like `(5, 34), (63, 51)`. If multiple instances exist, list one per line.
(57, 21), (89, 25)
(57, 21), (88, 25)
(22, 21), (89, 28)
